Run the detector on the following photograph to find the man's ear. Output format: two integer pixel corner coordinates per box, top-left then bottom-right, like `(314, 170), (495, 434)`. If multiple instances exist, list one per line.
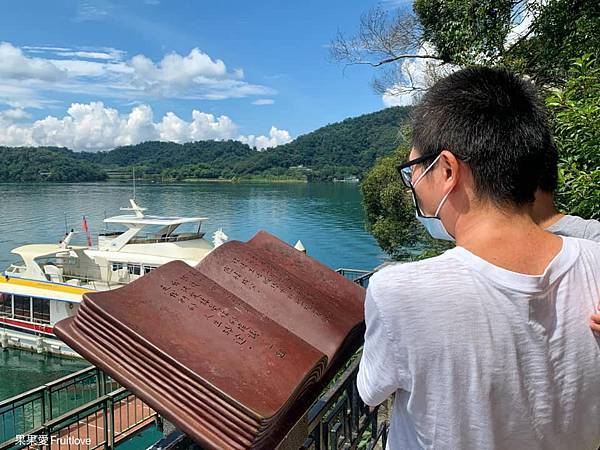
(439, 149), (460, 190)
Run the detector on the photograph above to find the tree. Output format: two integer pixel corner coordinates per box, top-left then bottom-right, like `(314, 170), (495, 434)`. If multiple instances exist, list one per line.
(330, 0), (600, 94)
(329, 6), (446, 98)
(506, 0), (600, 87)
(547, 55), (600, 219)
(360, 145), (418, 259)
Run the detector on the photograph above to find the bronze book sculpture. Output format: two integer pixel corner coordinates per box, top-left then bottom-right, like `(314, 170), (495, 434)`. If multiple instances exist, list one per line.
(54, 231), (366, 449)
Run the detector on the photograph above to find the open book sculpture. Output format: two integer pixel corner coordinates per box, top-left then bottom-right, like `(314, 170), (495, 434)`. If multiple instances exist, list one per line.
(54, 231), (366, 449)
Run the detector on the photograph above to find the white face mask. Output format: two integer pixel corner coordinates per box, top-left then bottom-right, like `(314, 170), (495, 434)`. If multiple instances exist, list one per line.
(412, 155), (455, 241)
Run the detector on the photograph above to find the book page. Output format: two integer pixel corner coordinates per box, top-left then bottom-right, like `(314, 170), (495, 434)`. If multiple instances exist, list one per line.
(195, 231), (365, 364)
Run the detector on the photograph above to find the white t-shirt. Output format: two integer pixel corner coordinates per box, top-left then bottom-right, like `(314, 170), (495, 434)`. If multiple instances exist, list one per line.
(357, 236), (600, 450)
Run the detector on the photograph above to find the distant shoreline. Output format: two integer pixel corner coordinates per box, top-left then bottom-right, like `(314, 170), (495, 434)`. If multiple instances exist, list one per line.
(110, 176), (309, 184)
(0, 177), (315, 184)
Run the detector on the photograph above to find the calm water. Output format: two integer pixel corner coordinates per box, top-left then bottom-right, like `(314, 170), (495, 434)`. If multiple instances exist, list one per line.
(0, 350), (89, 400)
(0, 181), (386, 399)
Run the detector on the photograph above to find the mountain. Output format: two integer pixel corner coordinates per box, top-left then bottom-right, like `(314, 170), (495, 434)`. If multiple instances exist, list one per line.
(0, 107), (410, 182)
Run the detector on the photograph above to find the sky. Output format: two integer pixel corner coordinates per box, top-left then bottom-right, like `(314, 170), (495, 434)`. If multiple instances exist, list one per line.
(0, 0), (411, 151)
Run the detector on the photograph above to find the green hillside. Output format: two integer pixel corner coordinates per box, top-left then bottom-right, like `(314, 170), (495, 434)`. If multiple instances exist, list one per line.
(0, 147), (107, 182)
(230, 106), (409, 181)
(0, 107), (410, 182)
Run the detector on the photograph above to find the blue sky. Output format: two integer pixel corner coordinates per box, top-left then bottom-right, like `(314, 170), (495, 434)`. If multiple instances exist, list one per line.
(0, 0), (409, 151)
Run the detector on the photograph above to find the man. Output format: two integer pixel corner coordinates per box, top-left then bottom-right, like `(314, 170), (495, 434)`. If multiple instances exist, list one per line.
(533, 191), (600, 241)
(531, 145), (600, 240)
(357, 67), (600, 449)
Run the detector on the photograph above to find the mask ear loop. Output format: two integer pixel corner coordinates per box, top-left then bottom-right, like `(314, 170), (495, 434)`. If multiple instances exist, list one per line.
(413, 153), (449, 218)
(413, 154), (442, 187)
(434, 189), (452, 218)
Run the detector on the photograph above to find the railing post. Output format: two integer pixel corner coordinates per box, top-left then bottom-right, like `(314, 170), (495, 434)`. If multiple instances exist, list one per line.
(102, 401), (110, 450)
(40, 389), (46, 427)
(97, 369), (106, 398)
(108, 397), (115, 449)
(317, 421), (325, 450)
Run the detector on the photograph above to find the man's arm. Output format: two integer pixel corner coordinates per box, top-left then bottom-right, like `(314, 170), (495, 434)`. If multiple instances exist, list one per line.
(356, 286), (402, 406)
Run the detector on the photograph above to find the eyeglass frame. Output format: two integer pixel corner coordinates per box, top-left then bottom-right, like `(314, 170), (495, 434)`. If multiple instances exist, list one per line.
(397, 151), (465, 218)
(397, 153), (441, 189)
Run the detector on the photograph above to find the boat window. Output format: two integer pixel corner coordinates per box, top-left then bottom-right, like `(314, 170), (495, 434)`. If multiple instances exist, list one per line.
(0, 294), (11, 317)
(13, 295), (31, 321)
(111, 262), (124, 271)
(127, 264), (141, 276)
(143, 265), (157, 274)
(32, 298), (51, 324)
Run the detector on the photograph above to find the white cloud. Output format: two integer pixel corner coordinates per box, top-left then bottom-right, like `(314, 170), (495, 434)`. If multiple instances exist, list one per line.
(0, 43), (275, 105)
(381, 43), (458, 107)
(0, 108), (31, 120)
(115, 104), (156, 146)
(252, 99), (274, 105)
(75, 3), (109, 22)
(23, 46), (126, 61)
(155, 110), (237, 143)
(382, 90), (413, 107)
(129, 49), (227, 94)
(0, 42), (65, 82)
(49, 59), (128, 77)
(127, 49), (272, 99)
(0, 102), (292, 151)
(239, 126), (292, 150)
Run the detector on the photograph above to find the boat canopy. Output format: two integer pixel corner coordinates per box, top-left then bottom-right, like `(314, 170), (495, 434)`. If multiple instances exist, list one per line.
(11, 244), (86, 259)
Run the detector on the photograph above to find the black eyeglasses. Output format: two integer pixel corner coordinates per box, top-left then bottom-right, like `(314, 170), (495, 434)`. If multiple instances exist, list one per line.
(397, 153), (440, 189)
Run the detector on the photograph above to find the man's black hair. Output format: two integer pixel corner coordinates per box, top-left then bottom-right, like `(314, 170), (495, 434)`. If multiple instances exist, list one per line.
(411, 67), (557, 205)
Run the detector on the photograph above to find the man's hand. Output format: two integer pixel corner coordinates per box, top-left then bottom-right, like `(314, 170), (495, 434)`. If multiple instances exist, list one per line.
(590, 302), (600, 334)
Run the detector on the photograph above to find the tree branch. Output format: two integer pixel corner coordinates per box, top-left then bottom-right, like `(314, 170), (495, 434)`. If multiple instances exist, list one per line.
(351, 54), (445, 67)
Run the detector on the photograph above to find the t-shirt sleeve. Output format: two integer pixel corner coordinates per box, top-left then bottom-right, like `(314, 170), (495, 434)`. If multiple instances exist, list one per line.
(356, 285), (402, 406)
(583, 219), (600, 243)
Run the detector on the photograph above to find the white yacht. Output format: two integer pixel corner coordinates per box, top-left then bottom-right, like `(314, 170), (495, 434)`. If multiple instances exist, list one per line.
(0, 199), (227, 357)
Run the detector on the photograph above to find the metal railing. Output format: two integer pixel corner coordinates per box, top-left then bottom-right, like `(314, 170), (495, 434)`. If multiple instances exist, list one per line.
(302, 357), (388, 450)
(335, 268), (373, 288)
(0, 367), (153, 450)
(39, 388), (155, 450)
(304, 269), (384, 449)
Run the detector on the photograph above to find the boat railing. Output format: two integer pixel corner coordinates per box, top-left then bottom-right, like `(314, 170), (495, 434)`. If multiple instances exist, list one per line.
(127, 232), (205, 245)
(38, 267), (112, 291)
